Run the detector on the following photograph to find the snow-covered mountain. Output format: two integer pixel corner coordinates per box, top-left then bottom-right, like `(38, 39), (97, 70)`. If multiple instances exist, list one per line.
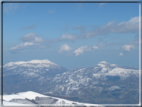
(4, 59), (67, 77)
(49, 61), (139, 97)
(3, 91), (101, 106)
(3, 59), (68, 94)
(3, 59), (139, 104)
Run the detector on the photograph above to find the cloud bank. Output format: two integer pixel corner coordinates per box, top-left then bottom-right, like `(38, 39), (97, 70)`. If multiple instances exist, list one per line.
(57, 16), (139, 42)
(85, 16), (139, 38)
(9, 16), (139, 56)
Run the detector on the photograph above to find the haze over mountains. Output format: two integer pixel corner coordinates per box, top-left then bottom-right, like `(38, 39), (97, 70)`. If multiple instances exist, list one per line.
(3, 59), (139, 104)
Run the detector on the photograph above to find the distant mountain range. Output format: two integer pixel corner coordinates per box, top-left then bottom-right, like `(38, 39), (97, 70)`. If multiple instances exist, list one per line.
(3, 59), (139, 104)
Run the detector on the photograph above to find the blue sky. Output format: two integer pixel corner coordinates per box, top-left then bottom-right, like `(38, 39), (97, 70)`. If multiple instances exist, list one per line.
(3, 2), (140, 69)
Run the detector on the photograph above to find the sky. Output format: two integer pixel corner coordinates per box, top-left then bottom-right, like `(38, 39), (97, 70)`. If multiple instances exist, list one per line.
(3, 2), (140, 69)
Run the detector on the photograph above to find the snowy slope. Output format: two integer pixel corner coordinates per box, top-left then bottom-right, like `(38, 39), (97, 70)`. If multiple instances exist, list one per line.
(3, 60), (139, 104)
(3, 94), (25, 101)
(3, 101), (30, 106)
(3, 91), (99, 106)
(4, 59), (56, 68)
(93, 61), (139, 79)
(17, 91), (48, 100)
(3, 59), (67, 76)
(51, 61), (139, 95)
(3, 59), (68, 94)
(3, 60), (67, 85)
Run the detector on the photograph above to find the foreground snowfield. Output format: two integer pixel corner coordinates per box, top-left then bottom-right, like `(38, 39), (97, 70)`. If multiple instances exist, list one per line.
(2, 91), (103, 107)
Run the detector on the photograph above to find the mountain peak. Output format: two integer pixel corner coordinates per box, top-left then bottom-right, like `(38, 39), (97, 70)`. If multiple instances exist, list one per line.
(99, 61), (108, 64)
(27, 59), (55, 64)
(4, 59), (56, 67)
(97, 61), (118, 68)
(97, 61), (108, 68)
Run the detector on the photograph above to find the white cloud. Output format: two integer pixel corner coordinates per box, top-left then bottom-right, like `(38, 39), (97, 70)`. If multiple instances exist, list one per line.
(119, 53), (123, 56)
(122, 44), (135, 51)
(10, 42), (34, 51)
(10, 33), (44, 52)
(73, 43), (105, 56)
(21, 33), (43, 43)
(61, 34), (76, 40)
(21, 33), (36, 41)
(116, 17), (139, 33)
(92, 45), (99, 49)
(50, 16), (139, 43)
(58, 44), (72, 53)
(73, 46), (91, 56)
(104, 17), (139, 33)
(85, 16), (139, 38)
(34, 37), (43, 43)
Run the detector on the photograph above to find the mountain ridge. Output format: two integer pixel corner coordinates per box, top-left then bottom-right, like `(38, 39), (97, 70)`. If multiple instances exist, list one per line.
(3, 59), (139, 104)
